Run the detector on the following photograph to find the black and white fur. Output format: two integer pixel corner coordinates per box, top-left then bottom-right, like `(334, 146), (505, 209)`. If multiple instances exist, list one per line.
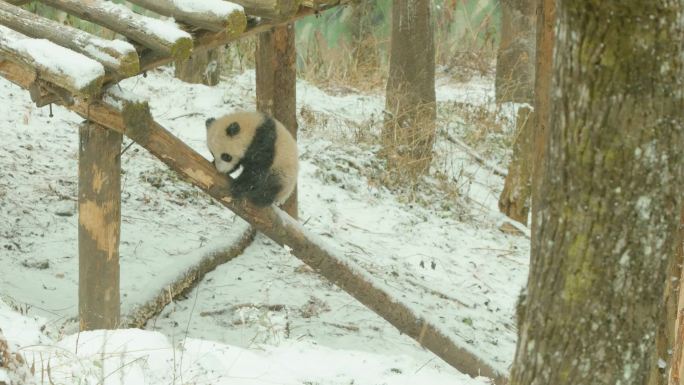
(205, 111), (298, 207)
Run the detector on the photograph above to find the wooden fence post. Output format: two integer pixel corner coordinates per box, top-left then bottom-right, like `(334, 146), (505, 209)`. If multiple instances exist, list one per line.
(78, 121), (122, 330)
(256, 23), (298, 219)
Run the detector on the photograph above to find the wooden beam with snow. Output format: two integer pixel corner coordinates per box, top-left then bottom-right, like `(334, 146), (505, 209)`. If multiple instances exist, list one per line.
(231, 0), (301, 20)
(139, 2), (348, 73)
(39, 0), (193, 59)
(59, 90), (508, 384)
(0, 25), (104, 97)
(126, 0), (247, 35)
(300, 0), (340, 9)
(0, 1), (139, 77)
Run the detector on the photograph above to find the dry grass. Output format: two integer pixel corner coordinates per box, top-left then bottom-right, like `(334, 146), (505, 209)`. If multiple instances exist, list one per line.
(379, 103), (436, 183)
(438, 101), (514, 159)
(297, 30), (388, 92)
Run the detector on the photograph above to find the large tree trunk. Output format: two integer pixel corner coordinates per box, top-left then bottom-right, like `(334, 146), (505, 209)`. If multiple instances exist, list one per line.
(530, 0), (555, 238)
(256, 24), (298, 218)
(511, 1), (684, 384)
(175, 48), (223, 86)
(383, 0), (435, 178)
(495, 0), (535, 104)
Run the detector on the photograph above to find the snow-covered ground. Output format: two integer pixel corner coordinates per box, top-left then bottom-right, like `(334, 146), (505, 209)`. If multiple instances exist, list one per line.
(0, 66), (528, 384)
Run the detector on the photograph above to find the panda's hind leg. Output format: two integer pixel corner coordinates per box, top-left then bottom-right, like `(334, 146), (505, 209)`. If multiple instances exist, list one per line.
(245, 172), (282, 207)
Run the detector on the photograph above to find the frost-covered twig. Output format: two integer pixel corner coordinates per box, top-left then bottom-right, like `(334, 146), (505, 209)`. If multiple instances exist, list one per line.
(444, 132), (508, 178)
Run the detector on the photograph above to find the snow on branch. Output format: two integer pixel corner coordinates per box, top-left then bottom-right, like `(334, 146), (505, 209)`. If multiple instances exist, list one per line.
(0, 25), (104, 97)
(39, 0), (193, 59)
(127, 0), (247, 35)
(0, 2), (139, 77)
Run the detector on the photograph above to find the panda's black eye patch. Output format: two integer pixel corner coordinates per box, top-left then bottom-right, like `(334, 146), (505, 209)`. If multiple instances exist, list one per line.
(221, 153), (232, 162)
(226, 122), (240, 136)
(205, 117), (215, 128)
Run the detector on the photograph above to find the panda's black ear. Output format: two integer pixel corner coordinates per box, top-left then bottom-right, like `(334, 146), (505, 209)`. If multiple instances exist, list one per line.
(205, 117), (215, 129)
(226, 122), (240, 137)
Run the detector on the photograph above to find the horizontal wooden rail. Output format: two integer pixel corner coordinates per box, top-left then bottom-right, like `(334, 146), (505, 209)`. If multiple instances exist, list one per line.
(39, 0), (193, 59)
(138, 3), (344, 74)
(126, 0), (247, 35)
(0, 1), (139, 77)
(0, 25), (104, 97)
(229, 0), (301, 20)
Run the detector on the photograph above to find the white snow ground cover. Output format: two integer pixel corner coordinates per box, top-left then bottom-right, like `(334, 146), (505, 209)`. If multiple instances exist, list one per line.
(0, 65), (528, 384)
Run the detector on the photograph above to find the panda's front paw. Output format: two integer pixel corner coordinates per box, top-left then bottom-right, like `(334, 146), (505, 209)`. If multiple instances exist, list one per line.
(230, 182), (247, 199)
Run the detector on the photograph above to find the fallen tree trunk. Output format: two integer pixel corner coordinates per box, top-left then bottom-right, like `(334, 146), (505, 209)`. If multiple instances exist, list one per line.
(122, 227), (255, 328)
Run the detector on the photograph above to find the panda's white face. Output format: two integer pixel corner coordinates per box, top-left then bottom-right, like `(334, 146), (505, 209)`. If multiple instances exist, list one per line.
(205, 113), (258, 175)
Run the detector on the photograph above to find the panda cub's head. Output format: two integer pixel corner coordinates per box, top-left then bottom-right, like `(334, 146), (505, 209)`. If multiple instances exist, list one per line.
(205, 111), (262, 175)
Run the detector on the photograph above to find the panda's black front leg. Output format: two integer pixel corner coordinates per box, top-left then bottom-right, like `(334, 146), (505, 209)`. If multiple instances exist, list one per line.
(229, 167), (279, 207)
(229, 169), (255, 200)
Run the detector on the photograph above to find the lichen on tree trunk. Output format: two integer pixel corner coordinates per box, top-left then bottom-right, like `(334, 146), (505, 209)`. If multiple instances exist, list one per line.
(511, 1), (684, 384)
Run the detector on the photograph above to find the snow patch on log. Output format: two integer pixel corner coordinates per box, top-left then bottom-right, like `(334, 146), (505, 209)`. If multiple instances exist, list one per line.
(0, 25), (104, 90)
(99, 1), (192, 44)
(172, 0), (245, 17)
(103, 86), (146, 110)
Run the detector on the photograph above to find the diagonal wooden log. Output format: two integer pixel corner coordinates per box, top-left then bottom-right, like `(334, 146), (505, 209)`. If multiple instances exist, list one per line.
(122, 227), (256, 328)
(0, 49), (508, 385)
(64, 90), (507, 384)
(0, 1), (139, 78)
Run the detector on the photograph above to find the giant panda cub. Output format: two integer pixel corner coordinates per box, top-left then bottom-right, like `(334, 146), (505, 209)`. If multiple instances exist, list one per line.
(205, 111), (298, 207)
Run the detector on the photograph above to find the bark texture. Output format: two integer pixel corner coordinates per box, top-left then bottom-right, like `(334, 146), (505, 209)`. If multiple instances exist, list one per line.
(383, 0), (436, 177)
(530, 0), (555, 241)
(78, 122), (122, 331)
(495, 0), (536, 103)
(669, 209), (684, 385)
(511, 1), (684, 384)
(256, 24), (298, 218)
(175, 48), (223, 86)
